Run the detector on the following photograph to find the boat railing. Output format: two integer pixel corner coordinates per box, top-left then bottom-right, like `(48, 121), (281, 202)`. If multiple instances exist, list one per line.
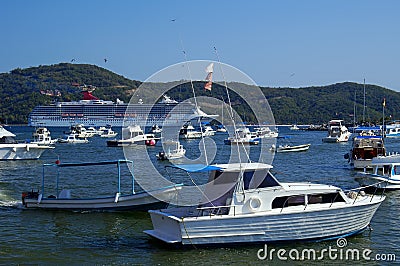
(196, 205), (233, 217)
(344, 181), (387, 204)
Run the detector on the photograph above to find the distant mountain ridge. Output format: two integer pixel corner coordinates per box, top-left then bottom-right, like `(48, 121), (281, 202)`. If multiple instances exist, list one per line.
(0, 63), (398, 125)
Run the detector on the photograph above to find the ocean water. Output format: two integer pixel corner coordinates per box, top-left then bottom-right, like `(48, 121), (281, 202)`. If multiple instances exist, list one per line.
(0, 126), (399, 265)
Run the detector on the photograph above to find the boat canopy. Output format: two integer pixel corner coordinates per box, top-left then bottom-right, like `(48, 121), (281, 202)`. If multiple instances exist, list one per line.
(170, 164), (222, 173)
(170, 163), (273, 173)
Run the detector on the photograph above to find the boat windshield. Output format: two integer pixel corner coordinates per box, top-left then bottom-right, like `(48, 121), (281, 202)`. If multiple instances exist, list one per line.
(242, 170), (281, 189)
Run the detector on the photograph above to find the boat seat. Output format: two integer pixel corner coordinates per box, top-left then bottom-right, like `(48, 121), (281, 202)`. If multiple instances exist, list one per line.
(58, 189), (71, 199)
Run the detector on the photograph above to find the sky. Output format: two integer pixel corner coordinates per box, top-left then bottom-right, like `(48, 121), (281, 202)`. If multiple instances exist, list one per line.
(1, 0), (400, 91)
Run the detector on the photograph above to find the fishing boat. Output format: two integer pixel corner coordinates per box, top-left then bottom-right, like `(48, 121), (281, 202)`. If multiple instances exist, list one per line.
(0, 125), (54, 160)
(270, 143), (311, 153)
(345, 126), (386, 169)
(322, 120), (351, 143)
(21, 159), (182, 211)
(144, 162), (385, 245)
(107, 125), (158, 147)
(99, 127), (118, 138)
(31, 127), (57, 145)
(356, 154), (400, 190)
(224, 127), (259, 145)
(58, 133), (89, 144)
(156, 141), (186, 160)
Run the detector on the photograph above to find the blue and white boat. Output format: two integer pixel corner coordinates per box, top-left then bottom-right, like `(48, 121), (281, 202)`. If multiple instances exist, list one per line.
(386, 125), (400, 138)
(357, 154), (400, 190)
(145, 163), (384, 245)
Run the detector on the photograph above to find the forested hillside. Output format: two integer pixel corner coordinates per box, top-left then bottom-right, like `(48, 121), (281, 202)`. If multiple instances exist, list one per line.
(0, 63), (398, 125)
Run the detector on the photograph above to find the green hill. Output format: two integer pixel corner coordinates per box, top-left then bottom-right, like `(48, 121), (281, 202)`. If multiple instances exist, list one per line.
(0, 63), (398, 125)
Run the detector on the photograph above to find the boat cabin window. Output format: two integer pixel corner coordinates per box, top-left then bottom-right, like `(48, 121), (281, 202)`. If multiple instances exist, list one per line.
(307, 192), (345, 204)
(272, 195), (305, 208)
(393, 166), (400, 175)
(243, 170), (280, 190)
(272, 192), (345, 209)
(213, 171), (239, 184)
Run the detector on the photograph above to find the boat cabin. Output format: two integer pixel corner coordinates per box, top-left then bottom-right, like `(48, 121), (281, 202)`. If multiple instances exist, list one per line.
(171, 163), (348, 217)
(352, 136), (385, 160)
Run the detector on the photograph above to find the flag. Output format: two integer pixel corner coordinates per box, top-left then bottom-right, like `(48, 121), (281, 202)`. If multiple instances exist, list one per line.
(383, 98), (386, 107)
(204, 63), (214, 91)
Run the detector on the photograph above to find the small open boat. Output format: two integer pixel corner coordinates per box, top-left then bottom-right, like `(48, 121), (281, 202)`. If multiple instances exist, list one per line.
(22, 159), (182, 211)
(270, 143), (311, 153)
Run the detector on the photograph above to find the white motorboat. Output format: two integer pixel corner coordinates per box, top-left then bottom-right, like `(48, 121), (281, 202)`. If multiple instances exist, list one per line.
(156, 141), (186, 160)
(224, 127), (259, 145)
(22, 159), (182, 211)
(322, 120), (351, 142)
(144, 162), (385, 245)
(254, 126), (278, 138)
(107, 125), (157, 147)
(356, 154), (400, 190)
(344, 126), (386, 169)
(31, 127), (57, 145)
(99, 128), (118, 138)
(179, 124), (203, 139)
(65, 124), (96, 138)
(202, 126), (216, 136)
(290, 124), (300, 130)
(0, 125), (53, 160)
(58, 133), (89, 144)
(270, 143), (311, 153)
(385, 125), (400, 138)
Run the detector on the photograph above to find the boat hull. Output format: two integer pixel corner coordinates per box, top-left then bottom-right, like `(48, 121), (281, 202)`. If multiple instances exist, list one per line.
(22, 185), (181, 211)
(274, 144), (311, 153)
(145, 199), (383, 245)
(0, 144), (52, 160)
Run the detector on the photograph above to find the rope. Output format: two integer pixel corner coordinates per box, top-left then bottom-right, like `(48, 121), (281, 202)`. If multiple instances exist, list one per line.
(180, 40), (209, 165)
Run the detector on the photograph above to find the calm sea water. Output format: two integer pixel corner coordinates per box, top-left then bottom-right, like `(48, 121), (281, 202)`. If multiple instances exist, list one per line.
(0, 126), (399, 265)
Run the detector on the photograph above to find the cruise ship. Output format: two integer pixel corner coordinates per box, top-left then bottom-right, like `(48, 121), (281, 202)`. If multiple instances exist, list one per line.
(28, 88), (217, 127)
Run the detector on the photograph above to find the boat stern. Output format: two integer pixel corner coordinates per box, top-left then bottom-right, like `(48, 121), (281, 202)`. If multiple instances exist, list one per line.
(144, 210), (183, 244)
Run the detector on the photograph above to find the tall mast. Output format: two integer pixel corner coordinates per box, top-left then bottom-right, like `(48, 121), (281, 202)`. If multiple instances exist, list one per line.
(363, 78), (366, 124)
(353, 88), (357, 130)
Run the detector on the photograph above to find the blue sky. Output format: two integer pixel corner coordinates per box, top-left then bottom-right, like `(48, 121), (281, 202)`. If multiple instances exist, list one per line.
(1, 0), (400, 91)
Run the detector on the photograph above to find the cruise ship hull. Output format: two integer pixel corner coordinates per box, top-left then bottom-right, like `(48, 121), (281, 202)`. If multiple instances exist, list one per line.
(28, 102), (216, 127)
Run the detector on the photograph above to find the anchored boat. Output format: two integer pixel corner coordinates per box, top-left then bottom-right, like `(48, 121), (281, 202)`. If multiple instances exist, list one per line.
(22, 159), (182, 211)
(145, 163), (385, 245)
(0, 125), (53, 160)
